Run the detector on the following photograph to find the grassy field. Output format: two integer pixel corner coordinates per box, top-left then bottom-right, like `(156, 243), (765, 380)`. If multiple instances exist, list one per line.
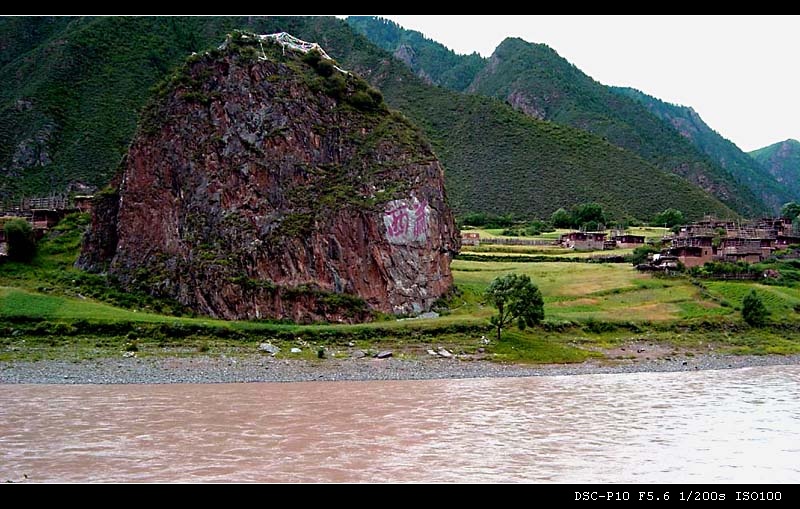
(451, 259), (732, 322)
(460, 226), (669, 242)
(460, 227), (571, 241)
(4, 253), (795, 329)
(2, 216), (800, 363)
(460, 245), (635, 258)
(626, 226), (670, 240)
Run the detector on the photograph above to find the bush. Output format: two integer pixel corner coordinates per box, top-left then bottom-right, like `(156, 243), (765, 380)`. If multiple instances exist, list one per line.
(459, 212), (515, 229)
(742, 290), (769, 326)
(524, 219), (553, 236)
(322, 73), (347, 100)
(572, 202), (605, 229)
(301, 49), (323, 68)
(4, 219), (36, 262)
(781, 202), (800, 221)
(366, 87), (383, 105)
(630, 245), (660, 266)
(550, 208), (573, 228)
(349, 90), (379, 111)
(315, 59), (335, 78)
(652, 208), (684, 228)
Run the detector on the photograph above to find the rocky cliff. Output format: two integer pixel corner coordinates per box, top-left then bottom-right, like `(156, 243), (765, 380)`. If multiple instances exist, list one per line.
(78, 32), (459, 322)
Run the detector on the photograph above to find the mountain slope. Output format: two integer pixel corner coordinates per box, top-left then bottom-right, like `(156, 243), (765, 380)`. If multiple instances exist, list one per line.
(346, 16), (484, 91)
(0, 16), (73, 68)
(613, 87), (795, 211)
(0, 17), (268, 198)
(0, 16), (734, 221)
(750, 139), (800, 202)
(464, 37), (766, 216)
(347, 17), (766, 217)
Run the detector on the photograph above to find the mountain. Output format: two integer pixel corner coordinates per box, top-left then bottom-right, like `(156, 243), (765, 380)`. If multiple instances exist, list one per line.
(346, 16), (484, 91)
(79, 33), (458, 321)
(750, 139), (800, 203)
(0, 17), (270, 199)
(0, 16), (73, 68)
(0, 16), (734, 221)
(348, 17), (768, 217)
(466, 37), (767, 216)
(614, 87), (794, 212)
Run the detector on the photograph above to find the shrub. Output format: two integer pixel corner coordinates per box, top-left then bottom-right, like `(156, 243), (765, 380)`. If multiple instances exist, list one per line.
(315, 59), (335, 78)
(742, 290), (769, 326)
(301, 49), (322, 68)
(349, 90), (379, 111)
(630, 245), (660, 266)
(652, 208), (684, 228)
(550, 208), (573, 228)
(322, 73), (346, 100)
(4, 219), (36, 262)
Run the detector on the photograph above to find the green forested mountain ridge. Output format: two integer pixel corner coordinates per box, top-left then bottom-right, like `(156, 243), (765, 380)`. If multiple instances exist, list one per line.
(0, 16), (276, 199)
(0, 16), (733, 220)
(347, 17), (769, 217)
(750, 139), (800, 202)
(346, 16), (484, 91)
(0, 17), (73, 68)
(466, 37), (767, 216)
(614, 86), (795, 211)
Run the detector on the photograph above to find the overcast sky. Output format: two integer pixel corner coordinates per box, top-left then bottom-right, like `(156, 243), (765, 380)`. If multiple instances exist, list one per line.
(373, 15), (799, 152)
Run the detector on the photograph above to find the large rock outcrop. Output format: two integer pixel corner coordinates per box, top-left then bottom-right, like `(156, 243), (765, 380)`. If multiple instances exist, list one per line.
(78, 33), (459, 322)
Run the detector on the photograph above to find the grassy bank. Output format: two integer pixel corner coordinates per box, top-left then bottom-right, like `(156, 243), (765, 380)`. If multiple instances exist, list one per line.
(2, 216), (800, 364)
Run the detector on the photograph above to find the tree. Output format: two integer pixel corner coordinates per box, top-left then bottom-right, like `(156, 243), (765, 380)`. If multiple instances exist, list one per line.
(781, 202), (800, 221)
(572, 202), (605, 229)
(742, 289), (769, 327)
(550, 208), (573, 228)
(3, 219), (36, 262)
(484, 273), (544, 342)
(652, 208), (684, 228)
(630, 245), (660, 266)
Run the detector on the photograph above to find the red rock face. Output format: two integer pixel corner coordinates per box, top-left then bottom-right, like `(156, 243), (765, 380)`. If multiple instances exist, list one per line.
(79, 41), (459, 322)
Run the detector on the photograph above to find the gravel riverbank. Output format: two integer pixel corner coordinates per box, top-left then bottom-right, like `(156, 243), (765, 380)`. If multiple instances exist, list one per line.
(2, 352), (800, 384)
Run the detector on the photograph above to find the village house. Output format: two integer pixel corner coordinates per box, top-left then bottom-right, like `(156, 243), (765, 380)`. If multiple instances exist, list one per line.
(665, 245), (712, 268)
(461, 232), (480, 246)
(74, 195), (94, 214)
(611, 233), (645, 249)
(776, 234), (800, 247)
(31, 209), (63, 230)
(640, 216), (800, 271)
(0, 194), (95, 247)
(559, 231), (607, 250)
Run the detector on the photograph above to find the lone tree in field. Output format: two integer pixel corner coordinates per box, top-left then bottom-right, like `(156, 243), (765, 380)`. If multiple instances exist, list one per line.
(742, 289), (769, 326)
(3, 218), (36, 262)
(484, 273), (544, 341)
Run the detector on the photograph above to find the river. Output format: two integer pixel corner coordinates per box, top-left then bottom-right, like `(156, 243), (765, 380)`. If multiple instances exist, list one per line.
(1, 365), (799, 482)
